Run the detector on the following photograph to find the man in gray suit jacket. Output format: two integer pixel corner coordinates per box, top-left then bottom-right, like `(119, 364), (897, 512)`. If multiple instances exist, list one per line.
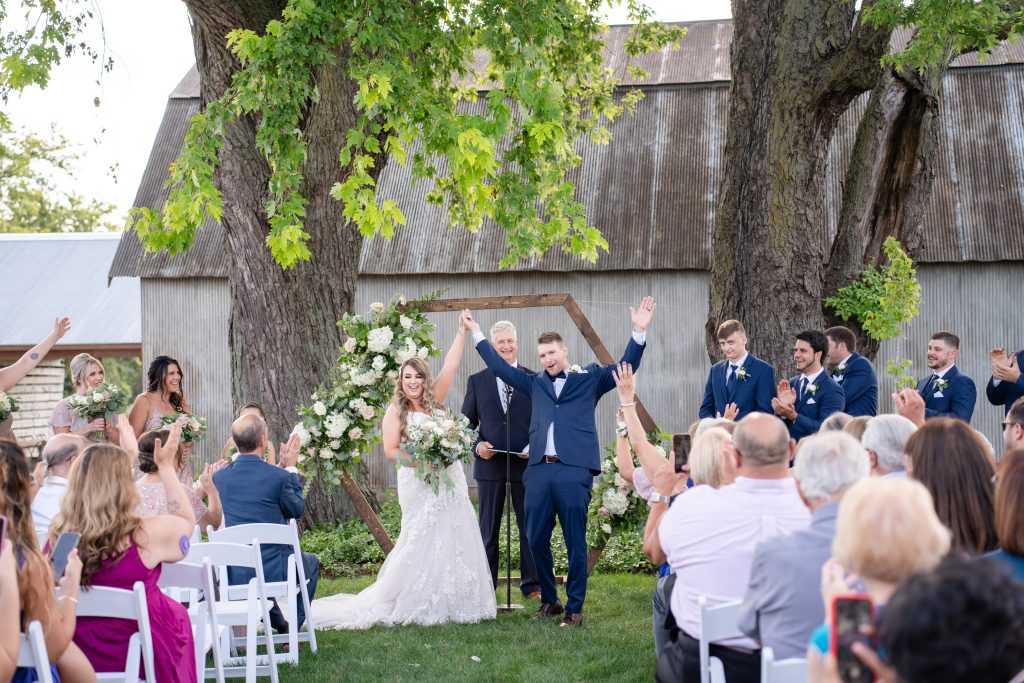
(737, 431), (870, 659)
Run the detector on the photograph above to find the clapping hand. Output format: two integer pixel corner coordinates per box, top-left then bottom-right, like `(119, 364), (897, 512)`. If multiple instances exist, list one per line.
(611, 362), (637, 403)
(892, 388), (926, 427)
(991, 348), (1021, 383)
(279, 432), (301, 468)
(718, 402), (739, 421)
(772, 380), (797, 419)
(629, 296), (657, 332)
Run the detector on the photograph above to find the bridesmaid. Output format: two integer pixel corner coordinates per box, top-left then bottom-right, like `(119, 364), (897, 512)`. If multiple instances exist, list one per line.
(51, 353), (120, 444)
(129, 356), (193, 482)
(0, 317), (70, 440)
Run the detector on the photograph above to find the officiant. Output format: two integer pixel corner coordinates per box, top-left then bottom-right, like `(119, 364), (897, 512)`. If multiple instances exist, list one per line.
(461, 320), (541, 599)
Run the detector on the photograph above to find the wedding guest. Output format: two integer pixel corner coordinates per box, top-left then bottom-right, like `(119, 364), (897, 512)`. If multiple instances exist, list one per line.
(221, 402), (277, 464)
(57, 423), (197, 682)
(687, 427), (735, 489)
(987, 346), (1024, 416)
(30, 433), (86, 543)
(892, 387), (927, 427)
(988, 449), (1024, 580)
(772, 330), (846, 442)
(915, 331), (976, 422)
(700, 320), (775, 421)
(824, 326), (878, 417)
(136, 429), (224, 533)
(214, 414), (319, 633)
(51, 353), (119, 443)
(860, 414), (916, 478)
(841, 415), (869, 440)
(819, 412), (851, 432)
(738, 431), (869, 660)
(1, 440), (95, 682)
(904, 418), (996, 554)
(1002, 397), (1024, 452)
(651, 412), (809, 683)
(614, 413), (654, 499)
(694, 416), (736, 439)
(806, 477), (951, 681)
(0, 539), (19, 681)
(0, 317), (70, 440)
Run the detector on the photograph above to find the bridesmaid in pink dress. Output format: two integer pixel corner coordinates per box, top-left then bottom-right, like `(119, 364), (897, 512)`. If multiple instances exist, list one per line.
(128, 356), (196, 489)
(0, 317), (70, 441)
(53, 420), (197, 683)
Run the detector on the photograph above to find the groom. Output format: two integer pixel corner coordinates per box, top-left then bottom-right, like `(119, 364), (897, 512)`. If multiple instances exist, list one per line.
(463, 297), (656, 627)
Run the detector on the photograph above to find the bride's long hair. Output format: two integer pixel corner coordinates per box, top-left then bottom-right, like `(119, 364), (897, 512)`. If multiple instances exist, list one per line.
(392, 358), (439, 438)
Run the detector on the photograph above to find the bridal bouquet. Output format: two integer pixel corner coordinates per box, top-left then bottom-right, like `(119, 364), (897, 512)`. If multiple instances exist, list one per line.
(401, 408), (476, 494)
(0, 392), (19, 421)
(160, 412), (209, 443)
(67, 382), (132, 440)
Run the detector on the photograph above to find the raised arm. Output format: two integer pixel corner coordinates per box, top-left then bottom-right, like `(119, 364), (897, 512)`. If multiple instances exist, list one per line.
(0, 317), (70, 392)
(463, 311), (532, 394)
(432, 320), (469, 404)
(139, 424), (196, 567)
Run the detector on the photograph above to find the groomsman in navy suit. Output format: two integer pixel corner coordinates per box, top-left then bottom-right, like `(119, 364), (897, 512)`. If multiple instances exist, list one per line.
(987, 346), (1024, 417)
(464, 297), (656, 628)
(915, 331), (977, 423)
(461, 319), (540, 599)
(772, 330), (846, 441)
(825, 326), (878, 417)
(699, 320), (775, 420)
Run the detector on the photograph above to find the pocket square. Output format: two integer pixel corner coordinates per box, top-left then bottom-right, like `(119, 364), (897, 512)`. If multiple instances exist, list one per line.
(933, 391), (944, 398)
(806, 398), (816, 405)
(833, 374), (844, 382)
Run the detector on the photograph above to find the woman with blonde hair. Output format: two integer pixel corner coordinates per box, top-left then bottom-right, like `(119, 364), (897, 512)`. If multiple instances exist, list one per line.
(688, 427), (736, 489)
(0, 440), (95, 682)
(313, 316), (497, 629)
(54, 422), (197, 682)
(51, 353), (119, 443)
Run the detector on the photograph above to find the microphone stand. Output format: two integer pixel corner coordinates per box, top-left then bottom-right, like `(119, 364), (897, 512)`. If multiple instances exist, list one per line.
(496, 382), (523, 612)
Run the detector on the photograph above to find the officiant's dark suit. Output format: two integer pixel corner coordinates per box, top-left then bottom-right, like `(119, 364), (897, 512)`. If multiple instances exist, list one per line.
(461, 365), (540, 596)
(473, 330), (646, 620)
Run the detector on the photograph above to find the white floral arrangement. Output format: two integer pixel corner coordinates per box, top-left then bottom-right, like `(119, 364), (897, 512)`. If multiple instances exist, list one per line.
(67, 382), (132, 440)
(585, 439), (664, 547)
(160, 413), (209, 443)
(401, 407), (476, 494)
(0, 392), (19, 422)
(294, 295), (439, 486)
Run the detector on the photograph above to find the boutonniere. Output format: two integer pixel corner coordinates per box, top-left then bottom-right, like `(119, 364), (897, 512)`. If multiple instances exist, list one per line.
(934, 378), (949, 392)
(736, 365), (750, 381)
(806, 383), (819, 396)
(835, 362), (848, 373)
(568, 364), (583, 374)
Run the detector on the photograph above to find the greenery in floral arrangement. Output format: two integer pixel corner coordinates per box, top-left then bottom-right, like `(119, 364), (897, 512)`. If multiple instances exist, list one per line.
(0, 392), (19, 421)
(585, 434), (666, 550)
(293, 295), (440, 488)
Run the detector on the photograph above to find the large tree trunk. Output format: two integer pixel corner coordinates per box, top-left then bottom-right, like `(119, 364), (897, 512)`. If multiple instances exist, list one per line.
(185, 1), (385, 528)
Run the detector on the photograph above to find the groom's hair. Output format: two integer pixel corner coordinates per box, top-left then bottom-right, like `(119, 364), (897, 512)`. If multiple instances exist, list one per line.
(537, 331), (564, 346)
(716, 320), (745, 340)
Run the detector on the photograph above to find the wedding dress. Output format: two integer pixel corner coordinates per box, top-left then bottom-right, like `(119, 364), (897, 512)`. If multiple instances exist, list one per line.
(311, 411), (497, 629)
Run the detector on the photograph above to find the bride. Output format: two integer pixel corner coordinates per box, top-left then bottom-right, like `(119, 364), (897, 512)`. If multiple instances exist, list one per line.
(311, 317), (497, 628)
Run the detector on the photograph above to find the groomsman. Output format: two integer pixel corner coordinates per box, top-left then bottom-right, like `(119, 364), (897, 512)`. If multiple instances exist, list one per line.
(916, 331), (977, 423)
(699, 320), (775, 420)
(772, 330), (846, 441)
(461, 320), (540, 599)
(825, 326), (878, 417)
(987, 346), (1024, 416)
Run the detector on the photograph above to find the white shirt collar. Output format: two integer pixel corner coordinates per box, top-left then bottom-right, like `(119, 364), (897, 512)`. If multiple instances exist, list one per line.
(728, 353), (749, 368)
(802, 367), (825, 383)
(934, 364), (954, 378)
(44, 475), (69, 487)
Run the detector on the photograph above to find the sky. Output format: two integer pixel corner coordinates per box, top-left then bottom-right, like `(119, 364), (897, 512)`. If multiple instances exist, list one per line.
(4, 0), (732, 223)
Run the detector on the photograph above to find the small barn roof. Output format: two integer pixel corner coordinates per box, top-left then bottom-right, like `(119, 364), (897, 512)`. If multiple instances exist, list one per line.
(109, 20), (1024, 279)
(1, 233), (140, 354)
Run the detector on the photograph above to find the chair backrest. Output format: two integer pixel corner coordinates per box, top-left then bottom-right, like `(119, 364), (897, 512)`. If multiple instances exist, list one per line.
(698, 596), (745, 683)
(76, 581), (157, 683)
(158, 558), (225, 683)
(760, 646), (809, 683)
(185, 540), (261, 572)
(16, 621), (53, 683)
(209, 520), (299, 550)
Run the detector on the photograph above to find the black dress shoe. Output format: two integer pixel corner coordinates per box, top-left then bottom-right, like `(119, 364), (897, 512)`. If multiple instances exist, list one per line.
(559, 611), (583, 628)
(531, 601), (565, 619)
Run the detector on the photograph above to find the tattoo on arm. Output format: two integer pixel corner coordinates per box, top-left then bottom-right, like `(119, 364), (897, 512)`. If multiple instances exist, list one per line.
(167, 500), (181, 514)
(30, 353), (39, 360)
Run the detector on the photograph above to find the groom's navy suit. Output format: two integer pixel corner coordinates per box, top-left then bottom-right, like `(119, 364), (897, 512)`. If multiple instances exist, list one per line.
(699, 354), (775, 419)
(916, 365), (977, 423)
(461, 365), (540, 595)
(474, 332), (646, 614)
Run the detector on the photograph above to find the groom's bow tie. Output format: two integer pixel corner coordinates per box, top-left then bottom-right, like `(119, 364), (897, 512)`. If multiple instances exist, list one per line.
(548, 371), (567, 382)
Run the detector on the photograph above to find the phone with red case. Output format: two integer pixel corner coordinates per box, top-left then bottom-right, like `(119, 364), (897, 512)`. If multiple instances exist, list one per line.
(831, 593), (875, 683)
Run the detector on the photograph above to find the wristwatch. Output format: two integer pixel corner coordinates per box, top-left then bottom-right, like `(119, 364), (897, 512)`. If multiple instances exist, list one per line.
(648, 492), (672, 506)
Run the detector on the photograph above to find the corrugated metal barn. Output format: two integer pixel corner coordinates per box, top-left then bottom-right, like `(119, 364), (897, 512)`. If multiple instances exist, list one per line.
(110, 21), (1024, 484)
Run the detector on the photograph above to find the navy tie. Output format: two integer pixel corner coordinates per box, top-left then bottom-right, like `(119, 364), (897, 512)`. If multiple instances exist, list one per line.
(799, 377), (808, 401)
(725, 364), (738, 395)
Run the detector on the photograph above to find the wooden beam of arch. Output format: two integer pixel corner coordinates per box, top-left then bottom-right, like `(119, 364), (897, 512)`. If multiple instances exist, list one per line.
(411, 293), (658, 434)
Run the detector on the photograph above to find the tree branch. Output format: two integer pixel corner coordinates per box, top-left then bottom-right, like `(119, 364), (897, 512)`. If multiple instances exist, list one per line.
(821, 1), (893, 99)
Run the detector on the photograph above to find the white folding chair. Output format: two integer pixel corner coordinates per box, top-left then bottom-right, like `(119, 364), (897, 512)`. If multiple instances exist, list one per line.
(16, 620), (53, 683)
(698, 595), (745, 683)
(760, 646), (808, 683)
(209, 520), (317, 662)
(185, 541), (279, 683)
(159, 559), (226, 683)
(76, 581), (156, 683)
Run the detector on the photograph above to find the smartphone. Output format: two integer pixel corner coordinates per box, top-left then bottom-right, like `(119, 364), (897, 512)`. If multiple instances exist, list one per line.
(671, 433), (691, 473)
(831, 594), (875, 683)
(50, 532), (81, 581)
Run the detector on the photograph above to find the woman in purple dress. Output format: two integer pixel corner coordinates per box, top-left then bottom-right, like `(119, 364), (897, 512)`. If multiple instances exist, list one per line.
(51, 420), (197, 683)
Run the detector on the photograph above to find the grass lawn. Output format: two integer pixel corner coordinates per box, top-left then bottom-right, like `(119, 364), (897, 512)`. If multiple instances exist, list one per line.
(277, 573), (657, 682)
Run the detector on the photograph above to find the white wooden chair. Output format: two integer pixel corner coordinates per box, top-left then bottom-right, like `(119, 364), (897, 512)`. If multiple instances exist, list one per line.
(159, 558), (226, 683)
(698, 595), (745, 683)
(185, 541), (279, 683)
(16, 620), (53, 683)
(76, 581), (156, 682)
(209, 519), (317, 663)
(760, 646), (808, 683)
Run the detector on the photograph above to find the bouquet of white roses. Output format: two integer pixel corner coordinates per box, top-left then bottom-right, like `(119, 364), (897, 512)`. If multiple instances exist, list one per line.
(0, 392), (19, 421)
(67, 382), (132, 440)
(160, 412), (209, 443)
(401, 408), (476, 494)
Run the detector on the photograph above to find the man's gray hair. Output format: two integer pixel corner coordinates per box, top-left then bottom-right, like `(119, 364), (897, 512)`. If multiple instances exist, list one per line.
(232, 414), (268, 453)
(43, 434), (84, 470)
(694, 417), (733, 440)
(861, 415), (917, 474)
(793, 431), (870, 501)
(489, 320), (517, 340)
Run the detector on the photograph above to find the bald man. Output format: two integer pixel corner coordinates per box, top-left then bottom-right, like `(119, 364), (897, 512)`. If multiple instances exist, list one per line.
(31, 433), (86, 543)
